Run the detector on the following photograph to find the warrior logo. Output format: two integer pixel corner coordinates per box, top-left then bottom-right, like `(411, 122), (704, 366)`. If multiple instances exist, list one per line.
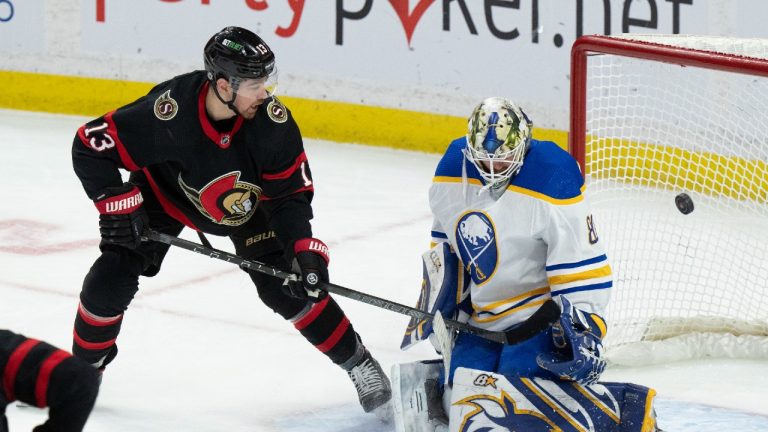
(154, 90), (178, 121)
(179, 171), (262, 226)
(267, 97), (288, 123)
(455, 211), (498, 285)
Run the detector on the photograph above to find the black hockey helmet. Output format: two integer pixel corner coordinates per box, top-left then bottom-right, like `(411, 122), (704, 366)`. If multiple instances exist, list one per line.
(204, 26), (276, 85)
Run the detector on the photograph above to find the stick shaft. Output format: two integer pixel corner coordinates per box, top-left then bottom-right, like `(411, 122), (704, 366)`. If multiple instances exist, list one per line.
(142, 229), (516, 343)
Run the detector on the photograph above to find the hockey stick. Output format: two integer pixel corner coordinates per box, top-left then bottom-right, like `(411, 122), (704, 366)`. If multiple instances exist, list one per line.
(141, 229), (559, 345)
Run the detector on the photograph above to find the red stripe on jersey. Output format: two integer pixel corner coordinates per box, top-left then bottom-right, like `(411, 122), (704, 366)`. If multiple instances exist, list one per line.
(73, 330), (116, 351)
(316, 317), (350, 353)
(141, 169), (200, 231)
(293, 296), (330, 330)
(262, 152), (309, 180)
(198, 81), (244, 149)
(3, 339), (40, 401)
(260, 185), (314, 201)
(78, 302), (123, 327)
(35, 350), (69, 407)
(76, 112), (140, 171)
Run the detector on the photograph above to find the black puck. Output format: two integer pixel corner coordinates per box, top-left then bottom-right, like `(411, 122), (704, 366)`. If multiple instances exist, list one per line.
(675, 193), (694, 215)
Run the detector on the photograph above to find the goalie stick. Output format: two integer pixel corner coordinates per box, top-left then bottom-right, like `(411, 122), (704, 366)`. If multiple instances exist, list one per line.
(142, 229), (559, 345)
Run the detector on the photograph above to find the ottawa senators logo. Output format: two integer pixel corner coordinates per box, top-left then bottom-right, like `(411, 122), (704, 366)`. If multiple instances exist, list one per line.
(266, 97), (288, 123)
(154, 90), (178, 121)
(179, 172), (262, 226)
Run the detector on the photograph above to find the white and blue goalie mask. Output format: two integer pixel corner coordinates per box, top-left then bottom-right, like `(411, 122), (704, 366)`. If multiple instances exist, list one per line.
(465, 97), (533, 187)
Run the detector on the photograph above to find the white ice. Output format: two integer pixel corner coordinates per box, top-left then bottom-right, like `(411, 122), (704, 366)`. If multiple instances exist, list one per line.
(0, 109), (767, 431)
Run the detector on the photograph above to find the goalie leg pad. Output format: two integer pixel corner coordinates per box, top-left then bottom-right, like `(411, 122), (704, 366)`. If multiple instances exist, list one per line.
(391, 360), (449, 432)
(448, 367), (658, 432)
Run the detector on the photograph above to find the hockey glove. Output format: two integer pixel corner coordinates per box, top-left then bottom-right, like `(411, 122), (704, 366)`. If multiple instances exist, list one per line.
(283, 238), (329, 302)
(536, 296), (607, 385)
(94, 183), (148, 250)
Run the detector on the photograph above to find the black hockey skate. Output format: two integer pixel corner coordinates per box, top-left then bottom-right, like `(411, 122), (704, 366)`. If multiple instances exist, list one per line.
(345, 349), (392, 417)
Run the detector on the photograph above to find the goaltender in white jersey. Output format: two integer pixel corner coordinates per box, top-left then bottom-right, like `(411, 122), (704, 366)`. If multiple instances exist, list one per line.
(429, 112), (611, 334)
(393, 97), (658, 432)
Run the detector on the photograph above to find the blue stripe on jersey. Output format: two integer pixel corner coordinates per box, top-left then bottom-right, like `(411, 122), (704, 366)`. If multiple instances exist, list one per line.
(546, 254), (608, 271)
(551, 281), (613, 296)
(433, 138), (584, 200)
(431, 231), (448, 239)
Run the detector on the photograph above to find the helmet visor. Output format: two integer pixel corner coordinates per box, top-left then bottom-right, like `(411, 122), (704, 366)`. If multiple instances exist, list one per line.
(231, 69), (279, 99)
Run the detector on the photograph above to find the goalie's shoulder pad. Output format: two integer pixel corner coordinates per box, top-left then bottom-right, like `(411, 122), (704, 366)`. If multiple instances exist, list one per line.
(401, 242), (470, 350)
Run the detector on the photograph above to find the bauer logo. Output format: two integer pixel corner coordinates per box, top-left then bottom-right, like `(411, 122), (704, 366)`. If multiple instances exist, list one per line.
(154, 90), (178, 121)
(267, 97), (288, 123)
(455, 211), (498, 285)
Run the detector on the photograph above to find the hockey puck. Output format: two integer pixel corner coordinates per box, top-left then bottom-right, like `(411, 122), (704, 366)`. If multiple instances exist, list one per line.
(675, 193), (694, 215)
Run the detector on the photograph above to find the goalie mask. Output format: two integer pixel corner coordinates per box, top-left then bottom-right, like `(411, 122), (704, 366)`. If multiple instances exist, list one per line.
(465, 97), (532, 187)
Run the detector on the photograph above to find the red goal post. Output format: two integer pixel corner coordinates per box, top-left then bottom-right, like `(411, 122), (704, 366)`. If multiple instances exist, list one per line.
(568, 34), (768, 365)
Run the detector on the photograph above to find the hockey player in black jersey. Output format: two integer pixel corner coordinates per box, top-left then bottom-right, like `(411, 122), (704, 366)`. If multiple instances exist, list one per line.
(70, 26), (391, 415)
(1, 329), (100, 432)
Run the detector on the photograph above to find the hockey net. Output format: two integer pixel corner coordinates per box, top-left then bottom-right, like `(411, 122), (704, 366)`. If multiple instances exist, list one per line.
(570, 34), (768, 366)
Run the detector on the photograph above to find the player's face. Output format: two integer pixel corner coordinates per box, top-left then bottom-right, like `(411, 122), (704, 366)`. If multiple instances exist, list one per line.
(232, 76), (278, 119)
(478, 156), (515, 175)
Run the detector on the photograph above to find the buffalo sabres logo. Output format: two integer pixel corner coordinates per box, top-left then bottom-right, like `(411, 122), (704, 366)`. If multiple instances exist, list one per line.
(455, 390), (558, 432)
(455, 211), (498, 285)
(154, 90), (178, 121)
(179, 171), (262, 226)
(267, 97), (288, 123)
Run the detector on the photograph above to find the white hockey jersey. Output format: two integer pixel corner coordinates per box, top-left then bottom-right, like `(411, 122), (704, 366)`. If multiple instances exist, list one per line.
(429, 137), (611, 332)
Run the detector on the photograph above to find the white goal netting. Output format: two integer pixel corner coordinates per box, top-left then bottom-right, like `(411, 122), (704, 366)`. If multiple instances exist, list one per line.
(571, 35), (768, 365)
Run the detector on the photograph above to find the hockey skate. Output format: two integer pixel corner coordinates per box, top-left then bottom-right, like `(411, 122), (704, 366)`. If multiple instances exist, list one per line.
(345, 349), (393, 419)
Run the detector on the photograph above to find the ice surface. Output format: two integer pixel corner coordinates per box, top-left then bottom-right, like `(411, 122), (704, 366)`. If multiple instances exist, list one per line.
(0, 110), (766, 431)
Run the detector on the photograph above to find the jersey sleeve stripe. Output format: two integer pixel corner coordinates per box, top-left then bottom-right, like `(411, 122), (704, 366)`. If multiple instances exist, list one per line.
(548, 265), (612, 286)
(551, 282), (613, 297)
(104, 112), (140, 171)
(259, 184), (314, 200)
(431, 231), (448, 239)
(34, 350), (70, 407)
(262, 152), (308, 180)
(546, 254), (608, 271)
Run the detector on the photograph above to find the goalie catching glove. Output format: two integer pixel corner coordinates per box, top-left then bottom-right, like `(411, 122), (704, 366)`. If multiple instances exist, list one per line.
(94, 183), (148, 250)
(282, 238), (329, 302)
(536, 296), (607, 385)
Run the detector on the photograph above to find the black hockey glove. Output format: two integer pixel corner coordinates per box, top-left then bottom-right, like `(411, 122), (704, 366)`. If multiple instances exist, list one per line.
(536, 296), (607, 385)
(283, 238), (329, 302)
(94, 183), (148, 250)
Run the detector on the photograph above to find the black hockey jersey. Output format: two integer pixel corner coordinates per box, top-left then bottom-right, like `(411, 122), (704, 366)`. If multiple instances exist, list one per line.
(72, 71), (315, 241)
